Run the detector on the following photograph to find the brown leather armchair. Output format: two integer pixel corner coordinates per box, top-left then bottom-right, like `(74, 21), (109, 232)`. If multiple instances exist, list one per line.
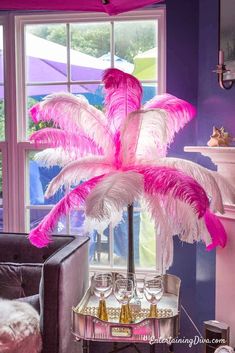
(0, 232), (89, 353)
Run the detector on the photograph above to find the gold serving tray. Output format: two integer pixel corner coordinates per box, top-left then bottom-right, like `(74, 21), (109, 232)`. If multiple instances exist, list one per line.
(72, 273), (181, 343)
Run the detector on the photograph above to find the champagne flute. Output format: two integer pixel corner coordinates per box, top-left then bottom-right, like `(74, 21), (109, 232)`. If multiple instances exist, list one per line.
(144, 275), (164, 317)
(114, 278), (134, 323)
(93, 273), (112, 321)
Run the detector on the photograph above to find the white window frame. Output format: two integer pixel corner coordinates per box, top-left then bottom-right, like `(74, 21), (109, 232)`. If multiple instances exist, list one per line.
(2, 8), (166, 272)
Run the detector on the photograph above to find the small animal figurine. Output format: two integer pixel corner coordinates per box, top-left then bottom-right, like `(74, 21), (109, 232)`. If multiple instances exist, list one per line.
(207, 126), (233, 147)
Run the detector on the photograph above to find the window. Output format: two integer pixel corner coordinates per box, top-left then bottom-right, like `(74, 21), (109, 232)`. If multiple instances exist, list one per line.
(2, 8), (166, 271)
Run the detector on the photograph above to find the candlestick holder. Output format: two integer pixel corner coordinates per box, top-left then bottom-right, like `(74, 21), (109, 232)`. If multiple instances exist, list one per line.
(214, 50), (234, 90)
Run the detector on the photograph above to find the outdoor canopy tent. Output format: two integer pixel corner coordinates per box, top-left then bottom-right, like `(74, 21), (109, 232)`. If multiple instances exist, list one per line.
(0, 32), (134, 101)
(132, 47), (157, 80)
(0, 0), (163, 15)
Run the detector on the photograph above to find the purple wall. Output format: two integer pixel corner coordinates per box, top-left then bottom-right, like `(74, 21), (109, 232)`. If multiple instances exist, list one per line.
(198, 0), (235, 147)
(166, 0), (198, 161)
(195, 0), (235, 345)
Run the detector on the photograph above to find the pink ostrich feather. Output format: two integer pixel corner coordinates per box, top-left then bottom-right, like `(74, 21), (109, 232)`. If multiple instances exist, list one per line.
(143, 94), (196, 153)
(103, 68), (142, 133)
(120, 109), (169, 165)
(29, 174), (105, 248)
(132, 165), (209, 218)
(28, 68), (228, 261)
(29, 92), (114, 155)
(204, 209), (227, 250)
(30, 128), (102, 156)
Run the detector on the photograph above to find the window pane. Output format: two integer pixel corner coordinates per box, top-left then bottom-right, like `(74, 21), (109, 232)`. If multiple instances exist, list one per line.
(70, 23), (110, 81)
(71, 83), (104, 109)
(29, 208), (66, 233)
(139, 211), (156, 269)
(27, 84), (68, 136)
(25, 24), (67, 83)
(142, 83), (158, 104)
(27, 151), (66, 232)
(28, 152), (64, 206)
(90, 227), (111, 267)
(70, 210), (107, 265)
(0, 25), (5, 141)
(113, 211), (140, 268)
(114, 21), (158, 80)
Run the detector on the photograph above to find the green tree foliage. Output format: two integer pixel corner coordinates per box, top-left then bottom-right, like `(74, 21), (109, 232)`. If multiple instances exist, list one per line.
(27, 21), (156, 63)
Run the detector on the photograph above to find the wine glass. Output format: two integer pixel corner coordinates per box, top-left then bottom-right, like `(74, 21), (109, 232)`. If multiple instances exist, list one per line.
(114, 278), (134, 323)
(144, 275), (164, 317)
(93, 273), (112, 321)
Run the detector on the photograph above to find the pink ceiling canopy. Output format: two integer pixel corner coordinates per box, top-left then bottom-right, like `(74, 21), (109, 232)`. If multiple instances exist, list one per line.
(0, 0), (163, 15)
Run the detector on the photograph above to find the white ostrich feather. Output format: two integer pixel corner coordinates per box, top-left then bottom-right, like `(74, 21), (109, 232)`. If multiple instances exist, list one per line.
(85, 171), (143, 221)
(145, 194), (212, 269)
(37, 92), (114, 154)
(120, 109), (170, 165)
(211, 171), (235, 205)
(162, 235), (174, 271)
(34, 148), (76, 168)
(150, 157), (225, 214)
(45, 156), (113, 198)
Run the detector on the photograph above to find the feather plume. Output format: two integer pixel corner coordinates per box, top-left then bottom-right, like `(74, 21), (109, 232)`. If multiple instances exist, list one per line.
(120, 109), (170, 165)
(146, 196), (211, 245)
(143, 94), (196, 154)
(211, 171), (235, 205)
(155, 157), (224, 213)
(85, 171), (143, 221)
(103, 68), (142, 133)
(132, 165), (209, 217)
(45, 157), (114, 198)
(34, 148), (77, 168)
(29, 175), (104, 248)
(29, 92), (114, 154)
(204, 209), (227, 250)
(30, 128), (102, 156)
(162, 236), (174, 270)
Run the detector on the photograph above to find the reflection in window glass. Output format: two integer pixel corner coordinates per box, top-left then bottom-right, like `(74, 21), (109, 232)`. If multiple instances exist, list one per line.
(0, 25), (5, 141)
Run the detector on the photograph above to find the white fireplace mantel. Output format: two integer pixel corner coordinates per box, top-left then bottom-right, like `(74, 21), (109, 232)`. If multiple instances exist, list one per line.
(185, 146), (235, 345)
(184, 146), (235, 185)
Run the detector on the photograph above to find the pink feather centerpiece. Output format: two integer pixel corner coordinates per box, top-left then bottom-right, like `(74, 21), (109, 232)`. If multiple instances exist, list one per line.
(28, 68), (233, 270)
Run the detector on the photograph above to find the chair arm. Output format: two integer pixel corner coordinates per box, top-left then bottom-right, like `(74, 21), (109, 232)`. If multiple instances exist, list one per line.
(40, 236), (89, 353)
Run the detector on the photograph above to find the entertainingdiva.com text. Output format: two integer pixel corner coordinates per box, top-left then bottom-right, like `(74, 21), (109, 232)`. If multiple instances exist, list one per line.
(146, 336), (226, 348)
